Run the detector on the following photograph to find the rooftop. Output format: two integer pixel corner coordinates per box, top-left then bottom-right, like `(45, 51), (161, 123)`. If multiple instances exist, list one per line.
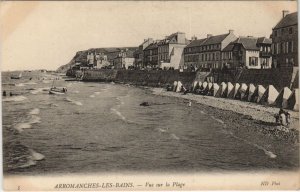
(274, 12), (298, 29)
(233, 36), (271, 51)
(222, 43), (235, 52)
(185, 38), (207, 48)
(202, 33), (229, 45)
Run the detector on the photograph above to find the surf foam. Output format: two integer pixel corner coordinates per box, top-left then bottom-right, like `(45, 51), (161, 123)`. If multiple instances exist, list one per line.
(111, 108), (126, 121)
(66, 97), (83, 106)
(29, 108), (40, 115)
(3, 96), (27, 102)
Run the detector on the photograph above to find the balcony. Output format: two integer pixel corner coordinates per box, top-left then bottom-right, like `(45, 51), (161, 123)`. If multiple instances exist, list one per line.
(260, 52), (271, 58)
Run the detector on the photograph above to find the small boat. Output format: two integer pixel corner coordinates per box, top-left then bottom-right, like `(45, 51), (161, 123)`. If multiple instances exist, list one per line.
(49, 80), (67, 95)
(49, 87), (67, 95)
(11, 72), (22, 79)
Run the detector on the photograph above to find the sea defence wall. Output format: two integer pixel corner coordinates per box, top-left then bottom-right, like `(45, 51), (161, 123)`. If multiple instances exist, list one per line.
(236, 68), (297, 90)
(82, 69), (196, 88)
(206, 68), (299, 90)
(78, 67), (299, 90)
(81, 69), (118, 82)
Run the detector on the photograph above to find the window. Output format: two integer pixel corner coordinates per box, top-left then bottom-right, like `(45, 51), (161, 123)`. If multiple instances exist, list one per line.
(291, 41), (294, 52)
(249, 57), (258, 66)
(289, 27), (293, 34)
(281, 42), (285, 54)
(274, 30), (278, 37)
(286, 58), (289, 65)
(290, 58), (294, 66)
(286, 42), (289, 53)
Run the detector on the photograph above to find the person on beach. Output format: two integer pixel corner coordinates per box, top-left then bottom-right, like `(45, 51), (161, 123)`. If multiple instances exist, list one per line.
(285, 111), (291, 126)
(188, 101), (192, 107)
(280, 112), (286, 126)
(275, 108), (289, 126)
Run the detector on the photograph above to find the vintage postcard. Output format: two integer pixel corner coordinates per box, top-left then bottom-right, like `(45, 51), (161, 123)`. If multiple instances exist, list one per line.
(1, 1), (299, 191)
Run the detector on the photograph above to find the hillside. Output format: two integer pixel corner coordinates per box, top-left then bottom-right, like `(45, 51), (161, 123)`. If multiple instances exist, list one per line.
(56, 47), (138, 73)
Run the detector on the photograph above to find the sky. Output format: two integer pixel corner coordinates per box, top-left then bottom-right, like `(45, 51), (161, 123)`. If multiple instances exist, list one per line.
(0, 1), (297, 71)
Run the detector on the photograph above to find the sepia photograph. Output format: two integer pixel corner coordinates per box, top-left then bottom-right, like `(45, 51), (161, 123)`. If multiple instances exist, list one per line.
(1, 1), (299, 190)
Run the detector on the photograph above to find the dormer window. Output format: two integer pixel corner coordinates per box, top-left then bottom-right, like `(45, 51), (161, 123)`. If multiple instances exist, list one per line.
(289, 27), (293, 34)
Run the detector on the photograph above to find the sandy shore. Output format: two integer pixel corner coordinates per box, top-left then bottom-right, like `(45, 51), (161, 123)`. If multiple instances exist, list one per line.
(152, 88), (299, 144)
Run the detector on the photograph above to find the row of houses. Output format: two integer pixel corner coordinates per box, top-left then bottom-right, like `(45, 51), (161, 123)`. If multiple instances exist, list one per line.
(84, 10), (297, 71)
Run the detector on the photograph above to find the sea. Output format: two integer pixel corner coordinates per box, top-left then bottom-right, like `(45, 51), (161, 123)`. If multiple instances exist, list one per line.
(2, 71), (299, 174)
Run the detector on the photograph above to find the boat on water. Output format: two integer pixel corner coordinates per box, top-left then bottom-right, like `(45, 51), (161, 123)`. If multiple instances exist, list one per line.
(49, 80), (67, 95)
(49, 87), (67, 95)
(11, 73), (22, 79)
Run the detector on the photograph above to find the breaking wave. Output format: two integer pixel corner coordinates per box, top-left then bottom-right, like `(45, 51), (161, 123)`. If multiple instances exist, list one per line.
(29, 108), (40, 115)
(18, 149), (45, 169)
(15, 83), (25, 87)
(3, 96), (27, 102)
(14, 123), (32, 132)
(65, 97), (83, 106)
(111, 108), (126, 121)
(24, 82), (37, 85)
(170, 133), (180, 140)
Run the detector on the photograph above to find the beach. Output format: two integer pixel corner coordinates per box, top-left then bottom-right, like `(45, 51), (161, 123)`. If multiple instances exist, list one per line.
(152, 88), (299, 143)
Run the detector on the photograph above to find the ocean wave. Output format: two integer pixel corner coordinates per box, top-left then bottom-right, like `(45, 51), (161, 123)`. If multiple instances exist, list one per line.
(14, 123), (32, 132)
(158, 128), (169, 133)
(3, 96), (27, 102)
(116, 97), (125, 105)
(65, 97), (83, 106)
(15, 83), (25, 87)
(90, 95), (95, 98)
(111, 108), (126, 121)
(17, 149), (45, 169)
(29, 108), (40, 115)
(94, 92), (101, 95)
(210, 116), (225, 124)
(18, 159), (36, 168)
(170, 133), (180, 140)
(42, 80), (51, 84)
(24, 82), (37, 85)
(30, 88), (43, 94)
(29, 115), (41, 124)
(224, 129), (277, 159)
(29, 149), (45, 161)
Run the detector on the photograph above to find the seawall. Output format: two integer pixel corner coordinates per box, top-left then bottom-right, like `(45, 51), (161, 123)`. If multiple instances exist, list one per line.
(82, 69), (196, 88)
(77, 67), (299, 90)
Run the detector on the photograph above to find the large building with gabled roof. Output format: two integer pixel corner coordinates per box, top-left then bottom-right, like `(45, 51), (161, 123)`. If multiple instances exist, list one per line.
(271, 10), (298, 68)
(183, 30), (237, 70)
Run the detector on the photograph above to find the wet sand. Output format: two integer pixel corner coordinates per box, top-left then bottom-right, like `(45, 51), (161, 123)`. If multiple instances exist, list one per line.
(152, 88), (299, 144)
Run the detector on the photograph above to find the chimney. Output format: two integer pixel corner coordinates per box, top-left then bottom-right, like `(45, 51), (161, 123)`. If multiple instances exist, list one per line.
(207, 34), (213, 38)
(282, 10), (289, 18)
(191, 35), (197, 41)
(229, 29), (234, 34)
